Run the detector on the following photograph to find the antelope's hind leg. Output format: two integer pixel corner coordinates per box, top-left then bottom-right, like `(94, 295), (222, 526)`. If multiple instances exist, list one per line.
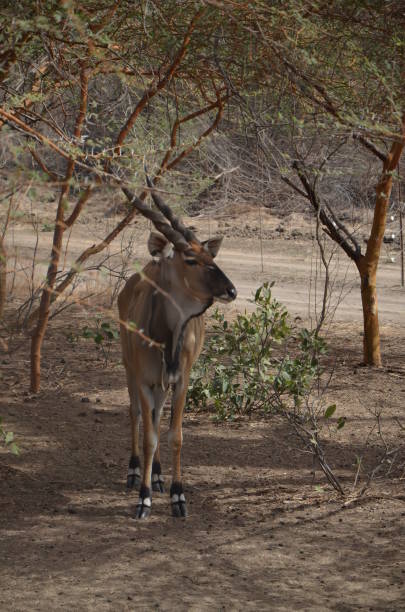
(126, 378), (141, 490)
(169, 376), (189, 518)
(135, 384), (158, 519)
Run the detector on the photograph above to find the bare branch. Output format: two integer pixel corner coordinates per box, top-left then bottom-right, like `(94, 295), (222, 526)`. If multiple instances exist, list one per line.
(353, 133), (387, 163)
(111, 7), (207, 160)
(280, 176), (308, 199)
(292, 160), (360, 263)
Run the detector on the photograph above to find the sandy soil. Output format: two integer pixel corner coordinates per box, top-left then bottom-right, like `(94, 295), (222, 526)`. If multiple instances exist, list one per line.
(1, 193), (405, 611)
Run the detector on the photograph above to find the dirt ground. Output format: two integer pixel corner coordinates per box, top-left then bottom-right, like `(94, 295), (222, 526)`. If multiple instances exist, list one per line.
(1, 191), (405, 611)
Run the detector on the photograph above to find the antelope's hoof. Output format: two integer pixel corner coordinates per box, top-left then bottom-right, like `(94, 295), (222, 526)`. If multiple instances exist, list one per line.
(135, 485), (152, 519)
(170, 483), (186, 518)
(135, 497), (152, 520)
(152, 474), (165, 493)
(152, 461), (164, 493)
(171, 493), (187, 518)
(135, 505), (151, 520)
(171, 500), (187, 518)
(127, 456), (141, 490)
(127, 473), (141, 490)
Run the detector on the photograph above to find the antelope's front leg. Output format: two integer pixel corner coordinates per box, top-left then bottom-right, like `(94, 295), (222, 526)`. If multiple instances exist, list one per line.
(169, 377), (189, 518)
(152, 390), (166, 493)
(136, 385), (156, 519)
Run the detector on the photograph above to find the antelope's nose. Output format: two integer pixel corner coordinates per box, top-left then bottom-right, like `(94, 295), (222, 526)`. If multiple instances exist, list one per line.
(227, 286), (237, 300)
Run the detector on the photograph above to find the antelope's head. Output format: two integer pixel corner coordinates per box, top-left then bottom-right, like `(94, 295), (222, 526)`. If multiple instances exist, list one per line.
(123, 174), (237, 306)
(148, 231), (237, 305)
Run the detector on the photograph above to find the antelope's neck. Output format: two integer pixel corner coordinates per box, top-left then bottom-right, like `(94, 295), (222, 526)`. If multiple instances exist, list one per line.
(151, 272), (210, 381)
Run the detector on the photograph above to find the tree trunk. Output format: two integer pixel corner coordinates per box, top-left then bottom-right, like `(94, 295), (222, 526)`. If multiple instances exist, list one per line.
(30, 205), (66, 392)
(30, 63), (89, 392)
(0, 236), (6, 320)
(356, 115), (405, 366)
(356, 256), (381, 365)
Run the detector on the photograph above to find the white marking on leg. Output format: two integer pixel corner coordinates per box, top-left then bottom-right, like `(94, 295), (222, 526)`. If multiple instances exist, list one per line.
(171, 493), (185, 504)
(128, 467), (141, 476)
(137, 497), (151, 507)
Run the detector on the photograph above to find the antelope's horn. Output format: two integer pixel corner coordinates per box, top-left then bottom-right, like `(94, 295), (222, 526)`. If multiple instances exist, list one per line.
(122, 188), (189, 251)
(145, 173), (197, 244)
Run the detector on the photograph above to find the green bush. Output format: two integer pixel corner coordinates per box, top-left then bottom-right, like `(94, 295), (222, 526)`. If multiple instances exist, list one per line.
(188, 282), (327, 421)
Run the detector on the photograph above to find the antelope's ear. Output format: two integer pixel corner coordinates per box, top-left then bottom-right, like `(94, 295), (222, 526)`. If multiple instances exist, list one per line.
(147, 232), (173, 258)
(202, 236), (223, 258)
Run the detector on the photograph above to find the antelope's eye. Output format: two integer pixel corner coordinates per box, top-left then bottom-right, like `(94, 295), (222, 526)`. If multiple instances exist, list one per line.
(206, 265), (216, 271)
(184, 258), (198, 266)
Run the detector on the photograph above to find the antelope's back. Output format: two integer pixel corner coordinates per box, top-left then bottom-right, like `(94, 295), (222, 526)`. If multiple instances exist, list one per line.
(118, 262), (160, 371)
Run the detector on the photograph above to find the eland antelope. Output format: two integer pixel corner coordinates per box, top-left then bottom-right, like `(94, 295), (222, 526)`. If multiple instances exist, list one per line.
(118, 178), (236, 518)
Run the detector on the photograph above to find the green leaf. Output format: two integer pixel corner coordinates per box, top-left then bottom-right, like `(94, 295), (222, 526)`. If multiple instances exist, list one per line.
(324, 404), (337, 419)
(337, 417), (347, 430)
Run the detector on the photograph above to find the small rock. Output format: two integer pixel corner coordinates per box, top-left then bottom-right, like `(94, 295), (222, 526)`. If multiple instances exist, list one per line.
(81, 397), (90, 403)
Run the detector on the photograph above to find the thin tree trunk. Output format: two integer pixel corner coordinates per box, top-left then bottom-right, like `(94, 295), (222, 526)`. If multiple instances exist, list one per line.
(30, 202), (66, 391)
(0, 236), (6, 320)
(356, 115), (405, 366)
(30, 63), (89, 392)
(290, 119), (405, 367)
(357, 256), (381, 365)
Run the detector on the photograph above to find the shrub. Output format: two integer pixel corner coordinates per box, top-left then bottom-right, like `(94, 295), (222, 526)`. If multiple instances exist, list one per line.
(188, 282), (327, 421)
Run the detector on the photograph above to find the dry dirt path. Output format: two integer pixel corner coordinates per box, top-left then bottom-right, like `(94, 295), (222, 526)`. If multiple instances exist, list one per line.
(10, 221), (405, 327)
(217, 240), (405, 326)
